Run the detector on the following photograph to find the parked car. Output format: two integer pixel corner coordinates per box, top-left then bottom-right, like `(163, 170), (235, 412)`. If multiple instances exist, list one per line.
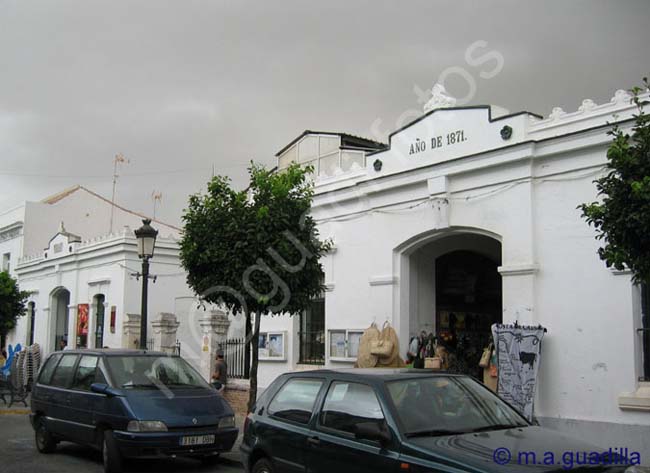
(30, 349), (238, 473)
(241, 369), (633, 473)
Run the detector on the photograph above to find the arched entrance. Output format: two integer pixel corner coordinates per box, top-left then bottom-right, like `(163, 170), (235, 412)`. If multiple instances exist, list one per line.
(51, 287), (70, 350)
(397, 229), (502, 379)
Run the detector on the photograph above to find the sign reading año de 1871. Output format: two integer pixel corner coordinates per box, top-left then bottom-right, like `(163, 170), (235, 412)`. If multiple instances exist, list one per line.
(408, 129), (468, 156)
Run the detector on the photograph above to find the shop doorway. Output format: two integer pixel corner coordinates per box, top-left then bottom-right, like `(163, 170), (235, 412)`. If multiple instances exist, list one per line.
(435, 250), (501, 379)
(51, 287), (70, 350)
(403, 230), (502, 379)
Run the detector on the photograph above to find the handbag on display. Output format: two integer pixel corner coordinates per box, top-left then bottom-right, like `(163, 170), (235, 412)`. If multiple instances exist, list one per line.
(373, 321), (399, 365)
(370, 321), (395, 357)
(424, 356), (442, 370)
(479, 343), (493, 368)
(357, 323), (380, 368)
(370, 339), (394, 357)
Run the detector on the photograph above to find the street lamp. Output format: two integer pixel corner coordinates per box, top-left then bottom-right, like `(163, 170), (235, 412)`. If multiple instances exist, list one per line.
(134, 218), (158, 349)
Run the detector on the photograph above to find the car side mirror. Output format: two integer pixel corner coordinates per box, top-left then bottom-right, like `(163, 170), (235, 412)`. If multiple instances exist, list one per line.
(354, 422), (391, 446)
(90, 382), (119, 397)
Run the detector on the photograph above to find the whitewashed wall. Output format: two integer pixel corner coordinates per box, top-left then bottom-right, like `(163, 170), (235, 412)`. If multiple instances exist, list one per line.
(258, 92), (650, 455)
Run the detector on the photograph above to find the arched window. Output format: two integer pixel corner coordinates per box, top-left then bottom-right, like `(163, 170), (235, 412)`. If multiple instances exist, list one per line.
(93, 294), (106, 348)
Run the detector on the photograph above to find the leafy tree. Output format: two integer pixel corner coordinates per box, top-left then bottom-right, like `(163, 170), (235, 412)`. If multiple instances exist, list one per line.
(579, 78), (650, 284)
(0, 271), (30, 349)
(180, 163), (331, 408)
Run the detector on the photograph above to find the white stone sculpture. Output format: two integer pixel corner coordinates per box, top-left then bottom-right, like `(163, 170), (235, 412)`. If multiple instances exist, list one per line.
(423, 83), (457, 113)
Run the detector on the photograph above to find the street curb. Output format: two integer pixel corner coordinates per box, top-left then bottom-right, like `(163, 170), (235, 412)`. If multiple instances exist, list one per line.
(220, 447), (243, 466)
(0, 409), (30, 415)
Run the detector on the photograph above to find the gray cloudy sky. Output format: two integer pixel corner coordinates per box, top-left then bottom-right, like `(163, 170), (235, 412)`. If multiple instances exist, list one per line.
(1, 0), (649, 226)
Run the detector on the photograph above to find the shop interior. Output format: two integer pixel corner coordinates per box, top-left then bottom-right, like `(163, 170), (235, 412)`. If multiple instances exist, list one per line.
(406, 233), (502, 381)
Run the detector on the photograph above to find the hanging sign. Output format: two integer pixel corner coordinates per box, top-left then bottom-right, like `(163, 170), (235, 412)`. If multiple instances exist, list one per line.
(491, 323), (546, 422)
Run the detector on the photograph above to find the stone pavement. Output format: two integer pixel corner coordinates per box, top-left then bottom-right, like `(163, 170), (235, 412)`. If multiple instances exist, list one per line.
(0, 413), (244, 473)
(0, 393), (30, 414)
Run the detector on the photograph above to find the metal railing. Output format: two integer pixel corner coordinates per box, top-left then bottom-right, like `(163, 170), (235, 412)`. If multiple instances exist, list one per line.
(298, 331), (325, 365)
(221, 337), (250, 379)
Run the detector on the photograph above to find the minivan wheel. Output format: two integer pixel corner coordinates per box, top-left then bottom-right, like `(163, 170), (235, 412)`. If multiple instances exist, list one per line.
(102, 430), (123, 473)
(34, 420), (56, 454)
(252, 458), (274, 473)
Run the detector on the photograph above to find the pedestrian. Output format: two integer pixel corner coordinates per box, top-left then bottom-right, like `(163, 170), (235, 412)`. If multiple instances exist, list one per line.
(59, 338), (70, 351)
(211, 350), (227, 394)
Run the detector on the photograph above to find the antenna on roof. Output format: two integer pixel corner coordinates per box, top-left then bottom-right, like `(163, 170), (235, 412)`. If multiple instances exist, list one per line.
(109, 153), (129, 234)
(151, 190), (162, 220)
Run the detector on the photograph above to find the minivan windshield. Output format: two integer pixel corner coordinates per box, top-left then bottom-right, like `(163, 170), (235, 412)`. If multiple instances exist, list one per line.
(386, 376), (528, 437)
(105, 355), (210, 390)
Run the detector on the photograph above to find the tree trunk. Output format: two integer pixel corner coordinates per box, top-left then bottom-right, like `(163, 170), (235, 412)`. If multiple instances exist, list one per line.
(247, 310), (261, 412)
(244, 313), (251, 379)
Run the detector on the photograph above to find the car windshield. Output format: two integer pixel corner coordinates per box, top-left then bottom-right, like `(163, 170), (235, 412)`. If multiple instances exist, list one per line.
(386, 376), (528, 437)
(105, 355), (209, 390)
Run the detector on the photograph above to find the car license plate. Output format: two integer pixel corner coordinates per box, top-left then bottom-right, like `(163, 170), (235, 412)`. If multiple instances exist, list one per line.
(180, 435), (215, 446)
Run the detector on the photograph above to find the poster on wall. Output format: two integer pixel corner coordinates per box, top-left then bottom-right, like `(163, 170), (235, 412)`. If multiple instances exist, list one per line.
(110, 306), (116, 333)
(268, 333), (284, 358)
(77, 303), (89, 348)
(491, 323), (546, 422)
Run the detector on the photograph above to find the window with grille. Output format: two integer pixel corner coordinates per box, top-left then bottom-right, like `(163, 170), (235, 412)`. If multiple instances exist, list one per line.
(299, 298), (325, 365)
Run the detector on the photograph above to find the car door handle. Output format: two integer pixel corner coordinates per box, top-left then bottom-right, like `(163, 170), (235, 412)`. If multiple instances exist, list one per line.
(307, 436), (320, 446)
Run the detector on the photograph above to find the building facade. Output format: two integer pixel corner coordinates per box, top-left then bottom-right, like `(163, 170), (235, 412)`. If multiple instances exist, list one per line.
(1, 185), (183, 352)
(2, 185), (244, 376)
(257, 88), (650, 454)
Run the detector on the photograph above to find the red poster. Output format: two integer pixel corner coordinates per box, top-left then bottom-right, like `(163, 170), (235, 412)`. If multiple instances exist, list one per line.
(77, 304), (89, 336)
(110, 306), (116, 333)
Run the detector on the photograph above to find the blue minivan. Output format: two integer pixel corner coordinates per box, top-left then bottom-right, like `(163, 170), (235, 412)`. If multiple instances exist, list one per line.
(30, 349), (238, 473)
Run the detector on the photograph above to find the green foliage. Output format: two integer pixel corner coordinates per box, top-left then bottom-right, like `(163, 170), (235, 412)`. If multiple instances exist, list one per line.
(180, 162), (331, 315)
(181, 162), (331, 408)
(579, 78), (650, 284)
(0, 271), (29, 339)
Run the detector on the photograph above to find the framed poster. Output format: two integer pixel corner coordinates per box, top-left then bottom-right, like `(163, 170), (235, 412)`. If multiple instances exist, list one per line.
(259, 332), (286, 360)
(77, 303), (89, 348)
(329, 331), (346, 359)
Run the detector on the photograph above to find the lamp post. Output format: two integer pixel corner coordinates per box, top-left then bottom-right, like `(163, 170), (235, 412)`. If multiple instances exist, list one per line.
(134, 218), (158, 350)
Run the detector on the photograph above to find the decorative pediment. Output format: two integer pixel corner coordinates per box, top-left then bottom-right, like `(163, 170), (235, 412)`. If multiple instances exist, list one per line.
(44, 222), (81, 259)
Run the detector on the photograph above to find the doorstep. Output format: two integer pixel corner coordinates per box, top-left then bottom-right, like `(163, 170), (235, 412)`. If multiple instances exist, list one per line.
(0, 406), (30, 415)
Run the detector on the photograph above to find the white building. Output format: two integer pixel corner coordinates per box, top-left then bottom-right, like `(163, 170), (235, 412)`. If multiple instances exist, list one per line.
(2, 185), (244, 375)
(3, 85), (649, 455)
(0, 185), (184, 352)
(257, 87), (650, 454)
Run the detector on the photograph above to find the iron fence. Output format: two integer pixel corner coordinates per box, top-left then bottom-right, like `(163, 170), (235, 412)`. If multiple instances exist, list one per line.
(298, 331), (325, 365)
(221, 337), (250, 379)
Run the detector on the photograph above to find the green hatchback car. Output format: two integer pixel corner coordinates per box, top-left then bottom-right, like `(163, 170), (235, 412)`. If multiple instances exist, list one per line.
(241, 369), (633, 473)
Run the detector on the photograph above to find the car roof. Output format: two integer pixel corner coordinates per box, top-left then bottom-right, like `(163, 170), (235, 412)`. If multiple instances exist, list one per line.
(282, 368), (466, 383)
(53, 349), (173, 357)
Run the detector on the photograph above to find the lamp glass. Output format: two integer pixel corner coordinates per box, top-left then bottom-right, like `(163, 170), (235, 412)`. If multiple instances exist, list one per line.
(134, 219), (158, 258)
